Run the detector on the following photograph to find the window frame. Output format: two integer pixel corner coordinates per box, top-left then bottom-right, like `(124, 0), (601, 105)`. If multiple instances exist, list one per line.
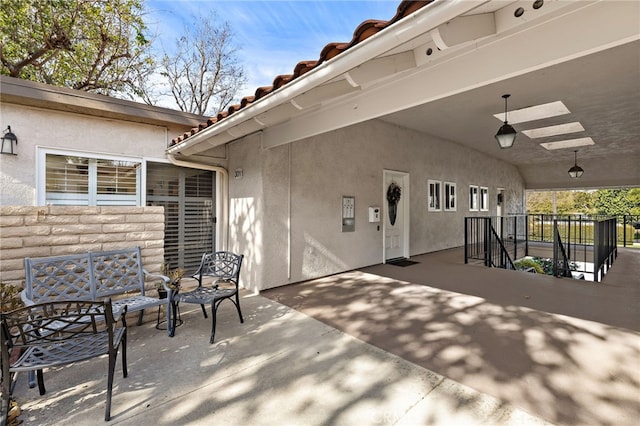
(480, 186), (489, 211)
(469, 185), (479, 211)
(37, 147), (145, 206)
(444, 182), (456, 212)
(428, 179), (442, 212)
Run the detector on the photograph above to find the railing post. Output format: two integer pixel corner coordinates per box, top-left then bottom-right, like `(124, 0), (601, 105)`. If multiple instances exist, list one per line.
(464, 218), (469, 264)
(567, 216), (572, 260)
(525, 214), (529, 256)
(594, 220), (600, 283)
(513, 215), (518, 261)
(484, 217), (491, 267)
(553, 219), (558, 277)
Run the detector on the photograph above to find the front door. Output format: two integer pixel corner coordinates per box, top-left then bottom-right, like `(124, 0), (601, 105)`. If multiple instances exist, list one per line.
(383, 170), (409, 262)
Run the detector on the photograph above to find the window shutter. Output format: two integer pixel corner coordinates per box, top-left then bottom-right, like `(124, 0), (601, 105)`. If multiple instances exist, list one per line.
(45, 155), (90, 205)
(147, 163), (215, 273)
(96, 159), (139, 205)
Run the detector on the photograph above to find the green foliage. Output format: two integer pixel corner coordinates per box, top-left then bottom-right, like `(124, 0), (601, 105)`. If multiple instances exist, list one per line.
(573, 191), (595, 215)
(0, 0), (152, 95)
(629, 188), (640, 216)
(525, 191), (553, 214)
(514, 258), (545, 274)
(0, 282), (23, 312)
(527, 189), (639, 217)
(594, 189), (634, 216)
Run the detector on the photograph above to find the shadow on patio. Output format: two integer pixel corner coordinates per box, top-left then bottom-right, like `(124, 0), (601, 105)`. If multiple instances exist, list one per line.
(9, 285), (545, 425)
(262, 247), (640, 426)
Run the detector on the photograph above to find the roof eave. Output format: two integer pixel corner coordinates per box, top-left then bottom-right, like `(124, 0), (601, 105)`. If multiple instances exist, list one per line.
(167, 0), (488, 156)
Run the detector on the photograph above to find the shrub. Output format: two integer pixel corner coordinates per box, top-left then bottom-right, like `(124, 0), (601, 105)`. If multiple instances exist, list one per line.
(515, 258), (545, 274)
(1, 282), (24, 313)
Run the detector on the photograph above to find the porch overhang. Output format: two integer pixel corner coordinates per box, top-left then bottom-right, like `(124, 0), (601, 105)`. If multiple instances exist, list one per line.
(167, 0), (640, 190)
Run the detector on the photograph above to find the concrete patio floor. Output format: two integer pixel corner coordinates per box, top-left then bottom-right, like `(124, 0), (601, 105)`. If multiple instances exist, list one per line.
(9, 247), (639, 425)
(263, 247), (640, 426)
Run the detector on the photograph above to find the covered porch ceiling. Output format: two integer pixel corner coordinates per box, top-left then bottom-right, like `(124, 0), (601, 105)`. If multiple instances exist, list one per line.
(168, 0), (640, 190)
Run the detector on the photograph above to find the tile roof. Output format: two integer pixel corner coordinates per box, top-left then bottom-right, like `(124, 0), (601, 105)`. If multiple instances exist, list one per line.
(171, 0), (434, 146)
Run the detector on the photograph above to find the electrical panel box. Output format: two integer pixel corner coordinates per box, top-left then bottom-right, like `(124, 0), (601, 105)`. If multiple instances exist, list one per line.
(341, 196), (355, 232)
(368, 207), (380, 222)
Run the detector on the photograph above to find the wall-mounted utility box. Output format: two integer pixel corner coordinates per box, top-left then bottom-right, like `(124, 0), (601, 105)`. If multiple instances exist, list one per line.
(368, 206), (380, 222)
(342, 196), (355, 232)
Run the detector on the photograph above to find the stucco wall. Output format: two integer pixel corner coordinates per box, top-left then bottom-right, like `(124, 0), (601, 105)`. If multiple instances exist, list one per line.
(0, 206), (165, 289)
(229, 119), (525, 291)
(0, 103), (183, 206)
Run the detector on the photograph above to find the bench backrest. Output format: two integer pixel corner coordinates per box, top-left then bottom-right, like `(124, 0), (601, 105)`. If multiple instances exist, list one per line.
(24, 247), (146, 304)
(91, 248), (147, 299)
(24, 252), (94, 303)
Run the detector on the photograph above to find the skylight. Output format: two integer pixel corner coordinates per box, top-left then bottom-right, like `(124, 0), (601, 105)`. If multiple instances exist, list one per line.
(493, 100), (571, 124)
(540, 137), (595, 150)
(522, 122), (585, 138)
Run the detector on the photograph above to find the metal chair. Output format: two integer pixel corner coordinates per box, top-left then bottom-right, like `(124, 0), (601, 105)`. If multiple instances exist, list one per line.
(1, 299), (127, 422)
(173, 252), (244, 343)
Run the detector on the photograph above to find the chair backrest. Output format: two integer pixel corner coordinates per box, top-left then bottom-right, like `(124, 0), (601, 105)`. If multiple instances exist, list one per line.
(196, 251), (243, 286)
(1, 299), (117, 352)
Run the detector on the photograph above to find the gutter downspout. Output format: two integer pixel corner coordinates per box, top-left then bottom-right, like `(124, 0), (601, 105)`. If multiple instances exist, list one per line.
(167, 154), (229, 251)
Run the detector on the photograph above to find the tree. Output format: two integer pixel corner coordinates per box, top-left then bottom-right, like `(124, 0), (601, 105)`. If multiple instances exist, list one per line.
(573, 191), (595, 215)
(154, 14), (247, 116)
(594, 189), (633, 216)
(526, 191), (553, 214)
(0, 0), (152, 96)
(628, 188), (640, 216)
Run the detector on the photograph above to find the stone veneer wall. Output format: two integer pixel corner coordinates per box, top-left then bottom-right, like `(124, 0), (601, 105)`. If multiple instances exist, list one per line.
(0, 206), (165, 289)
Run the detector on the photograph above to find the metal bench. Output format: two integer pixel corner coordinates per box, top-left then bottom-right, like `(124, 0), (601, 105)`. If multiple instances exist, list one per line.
(21, 247), (177, 335)
(1, 299), (127, 422)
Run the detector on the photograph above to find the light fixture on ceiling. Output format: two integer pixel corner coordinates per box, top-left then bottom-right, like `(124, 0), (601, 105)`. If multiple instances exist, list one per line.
(495, 94), (517, 149)
(1, 126), (18, 155)
(568, 150), (584, 179)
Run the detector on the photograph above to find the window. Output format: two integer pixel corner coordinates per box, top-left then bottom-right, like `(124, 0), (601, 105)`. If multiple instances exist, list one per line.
(469, 185), (479, 211)
(444, 182), (456, 211)
(428, 180), (441, 211)
(480, 187), (489, 211)
(43, 152), (141, 206)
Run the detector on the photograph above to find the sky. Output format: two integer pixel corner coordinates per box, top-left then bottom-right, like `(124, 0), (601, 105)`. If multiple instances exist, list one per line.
(145, 0), (401, 101)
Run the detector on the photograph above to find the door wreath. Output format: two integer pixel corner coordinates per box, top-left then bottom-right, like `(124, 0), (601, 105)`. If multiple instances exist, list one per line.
(386, 182), (402, 225)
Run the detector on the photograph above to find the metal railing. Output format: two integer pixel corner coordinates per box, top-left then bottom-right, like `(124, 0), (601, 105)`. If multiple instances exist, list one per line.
(553, 224), (573, 278)
(621, 215), (640, 247)
(466, 214), (620, 282)
(464, 215), (528, 268)
(594, 217), (617, 282)
(529, 214), (639, 247)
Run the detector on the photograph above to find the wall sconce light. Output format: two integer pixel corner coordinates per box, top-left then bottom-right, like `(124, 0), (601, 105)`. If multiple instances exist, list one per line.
(495, 94), (517, 149)
(1, 126), (18, 155)
(568, 150), (584, 179)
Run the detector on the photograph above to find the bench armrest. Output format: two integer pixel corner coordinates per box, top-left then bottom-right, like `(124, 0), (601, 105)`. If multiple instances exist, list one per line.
(143, 269), (179, 302)
(20, 289), (35, 307)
